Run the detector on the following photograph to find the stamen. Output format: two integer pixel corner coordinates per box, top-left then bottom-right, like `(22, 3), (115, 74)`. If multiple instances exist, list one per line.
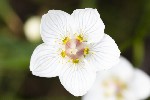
(72, 59), (79, 63)
(76, 35), (83, 42)
(61, 51), (66, 58)
(62, 37), (70, 44)
(116, 92), (123, 100)
(84, 48), (89, 56)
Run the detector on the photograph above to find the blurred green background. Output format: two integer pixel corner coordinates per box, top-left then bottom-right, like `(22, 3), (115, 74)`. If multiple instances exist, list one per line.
(0, 0), (150, 100)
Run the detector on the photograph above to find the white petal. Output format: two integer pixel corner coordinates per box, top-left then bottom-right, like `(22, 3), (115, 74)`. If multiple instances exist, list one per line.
(86, 34), (120, 71)
(96, 56), (134, 84)
(82, 70), (121, 100)
(108, 56), (134, 82)
(40, 10), (72, 45)
(82, 77), (105, 100)
(30, 43), (63, 78)
(122, 90), (137, 100)
(82, 91), (104, 100)
(59, 61), (96, 96)
(71, 8), (105, 43)
(130, 69), (150, 100)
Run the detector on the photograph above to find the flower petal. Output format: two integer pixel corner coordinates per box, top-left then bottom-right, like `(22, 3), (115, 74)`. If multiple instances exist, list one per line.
(82, 91), (104, 100)
(40, 10), (72, 45)
(108, 56), (134, 82)
(71, 8), (105, 43)
(59, 61), (96, 96)
(82, 77), (105, 100)
(30, 43), (63, 77)
(95, 56), (134, 92)
(86, 34), (120, 71)
(130, 69), (150, 100)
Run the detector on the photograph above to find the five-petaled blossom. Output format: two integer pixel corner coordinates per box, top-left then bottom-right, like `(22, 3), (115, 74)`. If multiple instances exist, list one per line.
(82, 56), (150, 100)
(30, 8), (120, 96)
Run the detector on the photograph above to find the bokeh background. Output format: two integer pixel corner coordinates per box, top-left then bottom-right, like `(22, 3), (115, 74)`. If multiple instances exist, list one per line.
(0, 0), (150, 100)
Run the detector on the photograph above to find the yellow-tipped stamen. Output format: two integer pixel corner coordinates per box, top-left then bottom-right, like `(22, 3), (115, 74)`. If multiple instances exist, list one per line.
(72, 59), (79, 64)
(116, 92), (123, 100)
(84, 48), (89, 56)
(76, 35), (84, 42)
(61, 51), (66, 58)
(62, 37), (70, 44)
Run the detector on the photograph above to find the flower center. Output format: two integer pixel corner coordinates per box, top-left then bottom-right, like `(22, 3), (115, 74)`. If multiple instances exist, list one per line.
(102, 77), (127, 99)
(65, 39), (84, 60)
(60, 35), (89, 64)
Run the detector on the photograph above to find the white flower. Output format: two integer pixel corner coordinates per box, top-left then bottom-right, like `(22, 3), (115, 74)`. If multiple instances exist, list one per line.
(24, 16), (41, 42)
(30, 8), (120, 96)
(82, 56), (150, 100)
